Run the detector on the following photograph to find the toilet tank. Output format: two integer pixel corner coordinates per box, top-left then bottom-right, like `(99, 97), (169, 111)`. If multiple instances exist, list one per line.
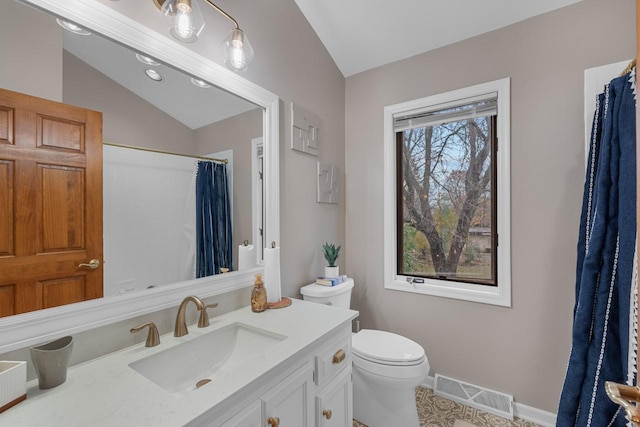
(300, 278), (354, 308)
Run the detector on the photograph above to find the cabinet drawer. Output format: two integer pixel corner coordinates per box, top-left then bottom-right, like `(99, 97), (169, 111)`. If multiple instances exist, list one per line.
(316, 336), (351, 387)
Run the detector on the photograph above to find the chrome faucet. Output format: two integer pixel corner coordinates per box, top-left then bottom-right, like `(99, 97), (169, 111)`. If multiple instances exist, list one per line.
(174, 296), (218, 337)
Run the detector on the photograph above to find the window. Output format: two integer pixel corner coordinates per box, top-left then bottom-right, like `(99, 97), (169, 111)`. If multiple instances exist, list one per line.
(383, 78), (511, 306)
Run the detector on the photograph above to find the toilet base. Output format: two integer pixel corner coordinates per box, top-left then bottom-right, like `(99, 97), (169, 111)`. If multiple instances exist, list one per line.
(352, 362), (423, 427)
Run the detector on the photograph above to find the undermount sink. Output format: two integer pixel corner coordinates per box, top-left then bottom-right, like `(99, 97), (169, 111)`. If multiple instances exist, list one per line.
(129, 322), (286, 393)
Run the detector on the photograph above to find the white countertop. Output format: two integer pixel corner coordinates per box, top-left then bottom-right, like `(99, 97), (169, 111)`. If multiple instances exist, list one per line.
(0, 299), (358, 426)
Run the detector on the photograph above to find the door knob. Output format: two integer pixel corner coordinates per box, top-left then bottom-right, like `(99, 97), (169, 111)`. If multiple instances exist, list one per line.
(323, 409), (332, 419)
(267, 417), (280, 427)
(78, 258), (100, 269)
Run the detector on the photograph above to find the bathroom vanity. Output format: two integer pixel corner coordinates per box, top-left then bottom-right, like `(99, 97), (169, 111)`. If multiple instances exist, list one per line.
(0, 299), (358, 427)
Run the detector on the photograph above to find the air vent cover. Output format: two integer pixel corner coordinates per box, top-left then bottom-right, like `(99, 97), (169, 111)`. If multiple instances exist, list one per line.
(434, 374), (514, 420)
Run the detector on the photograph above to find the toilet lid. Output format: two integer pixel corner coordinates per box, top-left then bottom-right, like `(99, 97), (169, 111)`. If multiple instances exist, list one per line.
(352, 329), (425, 364)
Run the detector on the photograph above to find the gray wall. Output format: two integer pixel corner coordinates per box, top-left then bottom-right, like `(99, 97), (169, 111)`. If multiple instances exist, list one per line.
(0, 0), (62, 101)
(344, 0), (635, 413)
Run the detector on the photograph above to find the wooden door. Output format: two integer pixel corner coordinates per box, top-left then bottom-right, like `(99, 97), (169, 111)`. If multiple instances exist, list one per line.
(0, 88), (103, 317)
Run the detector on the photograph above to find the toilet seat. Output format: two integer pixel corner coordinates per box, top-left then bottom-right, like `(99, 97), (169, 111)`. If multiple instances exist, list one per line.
(352, 329), (425, 366)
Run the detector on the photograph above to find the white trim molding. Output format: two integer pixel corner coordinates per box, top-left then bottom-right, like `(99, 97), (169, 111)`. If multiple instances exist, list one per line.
(383, 78), (511, 307)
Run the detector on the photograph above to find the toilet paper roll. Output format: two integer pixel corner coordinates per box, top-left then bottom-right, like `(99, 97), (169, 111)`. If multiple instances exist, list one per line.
(238, 244), (256, 271)
(264, 245), (282, 303)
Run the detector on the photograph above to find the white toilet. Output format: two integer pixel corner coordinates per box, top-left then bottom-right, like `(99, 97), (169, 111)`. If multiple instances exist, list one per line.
(300, 278), (429, 427)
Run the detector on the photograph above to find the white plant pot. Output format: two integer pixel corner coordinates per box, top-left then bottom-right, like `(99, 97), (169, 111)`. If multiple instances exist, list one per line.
(324, 266), (339, 278)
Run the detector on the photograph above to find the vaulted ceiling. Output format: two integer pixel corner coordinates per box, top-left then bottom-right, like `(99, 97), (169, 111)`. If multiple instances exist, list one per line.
(294, 0), (584, 77)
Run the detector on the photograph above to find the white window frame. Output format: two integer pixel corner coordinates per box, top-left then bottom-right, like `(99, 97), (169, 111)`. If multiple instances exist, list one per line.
(383, 78), (511, 307)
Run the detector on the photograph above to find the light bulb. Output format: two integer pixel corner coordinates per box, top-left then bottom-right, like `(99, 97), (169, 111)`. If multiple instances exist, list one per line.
(222, 28), (253, 72)
(161, 0), (204, 43)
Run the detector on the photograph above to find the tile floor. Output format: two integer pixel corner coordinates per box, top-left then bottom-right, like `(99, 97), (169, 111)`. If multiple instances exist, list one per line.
(353, 387), (542, 427)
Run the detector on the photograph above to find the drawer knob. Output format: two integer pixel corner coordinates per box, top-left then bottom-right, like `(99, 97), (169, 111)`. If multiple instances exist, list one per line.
(268, 416), (280, 427)
(332, 349), (346, 364)
(323, 409), (333, 420)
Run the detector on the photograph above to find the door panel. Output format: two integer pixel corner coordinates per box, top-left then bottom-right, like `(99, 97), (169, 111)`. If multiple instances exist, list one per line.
(0, 87), (103, 316)
(0, 160), (14, 256)
(0, 106), (14, 144)
(41, 276), (86, 308)
(39, 165), (85, 252)
(0, 285), (15, 317)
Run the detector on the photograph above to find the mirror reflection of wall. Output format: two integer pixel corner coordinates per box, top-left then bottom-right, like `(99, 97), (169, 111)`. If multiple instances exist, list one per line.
(0, 0), (264, 311)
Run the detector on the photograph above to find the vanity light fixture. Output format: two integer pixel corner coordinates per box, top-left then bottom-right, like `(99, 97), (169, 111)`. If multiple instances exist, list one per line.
(153, 0), (254, 72)
(190, 77), (211, 88)
(144, 69), (163, 81)
(56, 18), (91, 35)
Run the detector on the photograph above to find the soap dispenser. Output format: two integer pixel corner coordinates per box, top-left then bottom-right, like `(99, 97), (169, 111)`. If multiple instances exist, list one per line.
(251, 273), (267, 312)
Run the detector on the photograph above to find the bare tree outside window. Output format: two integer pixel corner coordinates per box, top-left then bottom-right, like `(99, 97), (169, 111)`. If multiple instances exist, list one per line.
(397, 109), (496, 285)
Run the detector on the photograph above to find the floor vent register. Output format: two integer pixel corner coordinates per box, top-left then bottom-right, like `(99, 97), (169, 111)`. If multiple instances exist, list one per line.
(434, 374), (514, 420)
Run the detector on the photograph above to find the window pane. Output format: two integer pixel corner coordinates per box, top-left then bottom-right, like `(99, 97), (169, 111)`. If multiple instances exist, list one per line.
(398, 114), (496, 285)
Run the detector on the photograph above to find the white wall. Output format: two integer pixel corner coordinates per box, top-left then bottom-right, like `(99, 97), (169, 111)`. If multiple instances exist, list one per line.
(345, 0), (635, 413)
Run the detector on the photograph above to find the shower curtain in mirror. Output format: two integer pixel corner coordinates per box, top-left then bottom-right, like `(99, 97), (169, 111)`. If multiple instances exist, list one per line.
(557, 69), (637, 426)
(195, 161), (233, 278)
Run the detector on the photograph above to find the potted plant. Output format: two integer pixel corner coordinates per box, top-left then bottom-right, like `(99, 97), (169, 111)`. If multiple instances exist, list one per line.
(322, 242), (341, 278)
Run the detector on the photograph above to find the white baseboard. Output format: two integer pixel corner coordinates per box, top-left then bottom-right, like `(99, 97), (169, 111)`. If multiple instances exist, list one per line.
(421, 376), (557, 427)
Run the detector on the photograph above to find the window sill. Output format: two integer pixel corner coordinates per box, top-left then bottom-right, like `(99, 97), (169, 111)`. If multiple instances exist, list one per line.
(385, 277), (511, 307)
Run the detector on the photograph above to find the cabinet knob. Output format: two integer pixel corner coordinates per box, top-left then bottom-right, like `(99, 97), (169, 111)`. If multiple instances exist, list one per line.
(268, 416), (280, 427)
(323, 409), (333, 420)
(332, 349), (346, 364)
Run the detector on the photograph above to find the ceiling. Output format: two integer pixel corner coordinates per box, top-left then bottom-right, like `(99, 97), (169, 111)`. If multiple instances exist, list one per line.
(294, 0), (584, 77)
(62, 27), (258, 130)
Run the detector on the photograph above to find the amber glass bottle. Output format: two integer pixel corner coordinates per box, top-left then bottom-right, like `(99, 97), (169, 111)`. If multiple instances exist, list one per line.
(251, 273), (267, 312)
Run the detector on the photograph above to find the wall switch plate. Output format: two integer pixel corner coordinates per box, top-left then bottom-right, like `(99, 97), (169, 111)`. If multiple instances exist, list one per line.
(317, 162), (338, 204)
(291, 102), (319, 156)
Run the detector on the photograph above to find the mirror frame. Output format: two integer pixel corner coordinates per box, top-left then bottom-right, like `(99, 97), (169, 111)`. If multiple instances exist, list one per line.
(0, 0), (280, 354)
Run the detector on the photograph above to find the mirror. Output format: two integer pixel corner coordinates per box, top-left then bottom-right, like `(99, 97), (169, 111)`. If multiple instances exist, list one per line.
(0, 0), (279, 352)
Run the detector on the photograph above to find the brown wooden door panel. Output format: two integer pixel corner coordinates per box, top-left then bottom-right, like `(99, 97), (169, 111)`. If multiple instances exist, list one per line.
(0, 87), (103, 317)
(38, 114), (85, 152)
(0, 106), (14, 145)
(39, 164), (85, 252)
(0, 160), (14, 256)
(41, 276), (87, 309)
(0, 285), (15, 317)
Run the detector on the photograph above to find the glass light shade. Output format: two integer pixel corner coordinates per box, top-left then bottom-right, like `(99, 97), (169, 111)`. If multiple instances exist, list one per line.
(222, 28), (254, 72)
(161, 0), (205, 43)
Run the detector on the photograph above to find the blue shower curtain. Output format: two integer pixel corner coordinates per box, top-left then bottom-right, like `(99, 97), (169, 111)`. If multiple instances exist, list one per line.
(195, 161), (233, 278)
(557, 70), (636, 426)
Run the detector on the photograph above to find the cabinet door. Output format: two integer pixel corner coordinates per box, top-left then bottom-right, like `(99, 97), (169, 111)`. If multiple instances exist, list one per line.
(262, 363), (314, 427)
(220, 400), (262, 427)
(316, 368), (352, 427)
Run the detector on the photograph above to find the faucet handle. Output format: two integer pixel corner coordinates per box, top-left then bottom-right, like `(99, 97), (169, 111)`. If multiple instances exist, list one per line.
(130, 321), (160, 347)
(198, 303), (219, 328)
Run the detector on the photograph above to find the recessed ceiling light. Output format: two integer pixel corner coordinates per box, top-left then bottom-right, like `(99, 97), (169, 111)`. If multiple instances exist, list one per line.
(190, 78), (211, 89)
(56, 18), (91, 35)
(135, 53), (160, 66)
(144, 69), (163, 82)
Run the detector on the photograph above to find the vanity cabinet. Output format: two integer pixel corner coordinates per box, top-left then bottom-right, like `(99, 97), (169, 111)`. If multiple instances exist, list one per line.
(209, 326), (353, 427)
(1, 301), (358, 427)
(262, 363), (314, 426)
(220, 400), (262, 427)
(315, 368), (352, 427)
(313, 335), (353, 427)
